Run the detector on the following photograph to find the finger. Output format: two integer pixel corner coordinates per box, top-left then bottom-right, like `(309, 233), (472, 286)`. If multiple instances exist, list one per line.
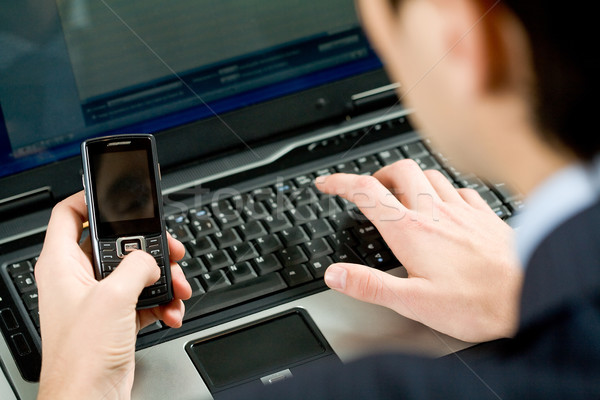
(138, 299), (185, 330)
(167, 233), (186, 262)
(372, 159), (442, 209)
(101, 251), (160, 306)
(324, 263), (424, 318)
(316, 173), (408, 223)
(170, 262), (192, 301)
(44, 191), (88, 249)
(457, 188), (495, 213)
(159, 300), (186, 328)
(80, 236), (93, 260)
(423, 170), (464, 203)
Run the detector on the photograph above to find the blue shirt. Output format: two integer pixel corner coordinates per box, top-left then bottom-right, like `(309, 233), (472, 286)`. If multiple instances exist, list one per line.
(514, 156), (600, 268)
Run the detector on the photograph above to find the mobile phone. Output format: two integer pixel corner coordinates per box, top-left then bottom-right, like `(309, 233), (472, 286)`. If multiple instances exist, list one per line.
(81, 134), (173, 309)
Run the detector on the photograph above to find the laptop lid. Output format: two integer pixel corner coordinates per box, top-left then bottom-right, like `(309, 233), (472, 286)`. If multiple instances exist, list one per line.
(0, 0), (394, 218)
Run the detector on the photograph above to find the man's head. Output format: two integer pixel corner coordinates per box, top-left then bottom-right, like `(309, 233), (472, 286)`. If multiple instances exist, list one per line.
(357, 0), (599, 192)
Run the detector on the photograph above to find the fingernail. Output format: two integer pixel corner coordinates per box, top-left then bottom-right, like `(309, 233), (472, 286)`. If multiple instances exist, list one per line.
(314, 176), (327, 186)
(325, 265), (347, 290)
(177, 303), (185, 322)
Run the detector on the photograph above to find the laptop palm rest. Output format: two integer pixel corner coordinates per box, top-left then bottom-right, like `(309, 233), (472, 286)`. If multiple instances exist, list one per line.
(185, 308), (340, 398)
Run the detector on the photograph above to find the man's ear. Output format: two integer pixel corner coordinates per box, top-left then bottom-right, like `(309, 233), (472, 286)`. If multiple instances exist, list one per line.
(433, 0), (510, 99)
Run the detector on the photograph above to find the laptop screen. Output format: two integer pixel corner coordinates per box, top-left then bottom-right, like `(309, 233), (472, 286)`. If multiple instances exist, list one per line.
(0, 0), (381, 179)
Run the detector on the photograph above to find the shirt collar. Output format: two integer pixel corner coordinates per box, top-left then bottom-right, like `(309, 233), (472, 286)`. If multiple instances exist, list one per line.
(514, 157), (600, 268)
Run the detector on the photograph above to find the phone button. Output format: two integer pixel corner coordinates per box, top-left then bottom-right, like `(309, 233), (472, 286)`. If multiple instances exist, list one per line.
(124, 242), (141, 252)
(116, 236), (146, 258)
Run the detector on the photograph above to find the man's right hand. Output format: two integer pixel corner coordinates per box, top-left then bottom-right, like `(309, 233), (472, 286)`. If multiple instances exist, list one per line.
(317, 159), (523, 343)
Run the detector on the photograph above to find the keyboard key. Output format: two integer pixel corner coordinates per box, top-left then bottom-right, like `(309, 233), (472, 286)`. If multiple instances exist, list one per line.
(288, 187), (319, 207)
(255, 234), (284, 254)
(357, 240), (384, 257)
(167, 224), (194, 242)
(493, 205), (512, 220)
(214, 210), (244, 230)
(491, 182), (519, 202)
(188, 277), (206, 296)
(189, 207), (212, 220)
(307, 256), (333, 279)
(413, 155), (441, 170)
(7, 261), (32, 277)
(509, 199), (525, 213)
(303, 238), (333, 259)
(279, 226), (310, 247)
(328, 229), (357, 249)
(229, 242), (260, 263)
(200, 270), (231, 292)
(242, 200), (269, 220)
(13, 273), (36, 293)
(287, 205), (316, 225)
(333, 245), (364, 265)
(213, 228), (242, 248)
(263, 214), (293, 233)
(354, 223), (380, 241)
(314, 168), (334, 177)
(281, 264), (313, 287)
(21, 292), (39, 311)
(293, 174), (314, 188)
(0, 308), (19, 330)
(377, 149), (404, 166)
(334, 162), (359, 174)
(237, 220), (268, 241)
(279, 246), (308, 267)
(328, 211), (358, 231)
(166, 213), (189, 229)
(253, 254), (283, 275)
(178, 258), (208, 279)
(458, 175), (487, 193)
(365, 250), (397, 270)
(356, 155), (381, 174)
(29, 310), (40, 329)
(479, 190), (502, 208)
(314, 196), (342, 218)
(190, 217), (218, 237)
(183, 273), (287, 321)
(203, 250), (234, 271)
(252, 187), (275, 202)
(401, 141), (428, 158)
(227, 262), (258, 284)
(304, 219), (335, 239)
(210, 198), (234, 215)
(263, 196), (294, 214)
(274, 180), (296, 194)
(186, 237), (217, 257)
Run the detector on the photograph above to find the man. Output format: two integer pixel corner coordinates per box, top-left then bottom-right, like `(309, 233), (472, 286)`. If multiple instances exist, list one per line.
(35, 0), (600, 398)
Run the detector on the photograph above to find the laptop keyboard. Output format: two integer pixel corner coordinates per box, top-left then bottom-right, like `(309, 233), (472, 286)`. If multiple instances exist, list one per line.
(3, 134), (523, 343)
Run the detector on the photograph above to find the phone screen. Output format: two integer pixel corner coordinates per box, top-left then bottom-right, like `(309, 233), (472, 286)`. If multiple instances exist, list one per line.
(87, 140), (161, 237)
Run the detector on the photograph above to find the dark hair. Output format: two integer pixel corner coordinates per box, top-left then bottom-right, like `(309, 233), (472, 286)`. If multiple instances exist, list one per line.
(388, 0), (600, 160)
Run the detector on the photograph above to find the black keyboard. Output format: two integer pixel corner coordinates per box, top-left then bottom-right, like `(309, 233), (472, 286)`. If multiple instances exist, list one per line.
(2, 129), (523, 379)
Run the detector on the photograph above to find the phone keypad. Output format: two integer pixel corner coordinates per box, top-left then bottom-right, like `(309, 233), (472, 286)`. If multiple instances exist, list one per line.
(98, 235), (170, 305)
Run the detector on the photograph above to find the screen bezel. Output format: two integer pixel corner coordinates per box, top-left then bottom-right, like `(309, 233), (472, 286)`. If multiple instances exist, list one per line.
(85, 136), (162, 237)
(0, 68), (391, 210)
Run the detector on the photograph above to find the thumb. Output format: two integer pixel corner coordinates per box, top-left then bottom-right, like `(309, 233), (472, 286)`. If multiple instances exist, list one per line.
(102, 251), (160, 306)
(324, 263), (417, 314)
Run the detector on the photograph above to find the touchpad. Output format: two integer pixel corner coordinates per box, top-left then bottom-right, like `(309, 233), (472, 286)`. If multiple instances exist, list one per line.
(185, 309), (340, 397)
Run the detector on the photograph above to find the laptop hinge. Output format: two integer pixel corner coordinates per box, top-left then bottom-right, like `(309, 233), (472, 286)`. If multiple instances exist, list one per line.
(0, 187), (53, 222)
(349, 83), (401, 115)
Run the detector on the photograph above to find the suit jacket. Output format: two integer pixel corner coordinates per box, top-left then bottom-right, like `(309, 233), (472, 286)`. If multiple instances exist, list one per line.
(249, 200), (600, 399)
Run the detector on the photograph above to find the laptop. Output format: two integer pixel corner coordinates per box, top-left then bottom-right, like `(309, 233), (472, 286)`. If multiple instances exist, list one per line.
(0, 1), (521, 399)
